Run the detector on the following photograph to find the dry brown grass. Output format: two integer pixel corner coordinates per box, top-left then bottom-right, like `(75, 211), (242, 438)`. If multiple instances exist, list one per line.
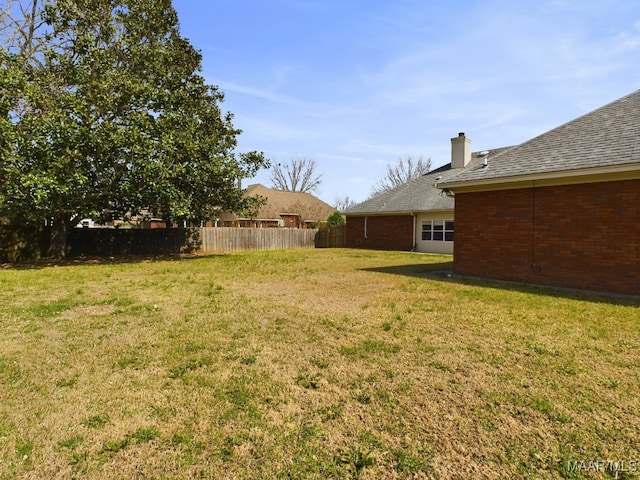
(0, 249), (638, 479)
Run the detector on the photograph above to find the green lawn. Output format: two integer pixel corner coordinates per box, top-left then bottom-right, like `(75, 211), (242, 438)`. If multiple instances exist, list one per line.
(0, 249), (638, 479)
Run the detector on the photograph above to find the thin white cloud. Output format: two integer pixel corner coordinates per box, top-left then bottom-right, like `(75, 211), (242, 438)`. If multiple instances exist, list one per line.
(216, 81), (311, 108)
(315, 153), (372, 164)
(234, 116), (304, 142)
(609, 23), (640, 52)
(346, 177), (372, 185)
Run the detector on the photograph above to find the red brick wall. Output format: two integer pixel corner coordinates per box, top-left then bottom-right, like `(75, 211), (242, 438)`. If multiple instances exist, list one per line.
(454, 179), (640, 296)
(345, 215), (414, 251)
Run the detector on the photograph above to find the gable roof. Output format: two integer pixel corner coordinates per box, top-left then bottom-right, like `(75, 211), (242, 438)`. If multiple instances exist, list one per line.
(343, 148), (513, 215)
(440, 89), (640, 190)
(243, 184), (336, 221)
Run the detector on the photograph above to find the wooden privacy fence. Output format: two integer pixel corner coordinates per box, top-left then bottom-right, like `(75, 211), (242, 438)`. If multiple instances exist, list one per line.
(4, 226), (343, 260)
(199, 227), (318, 253)
(69, 228), (201, 256)
(0, 225), (49, 262)
(315, 225), (345, 248)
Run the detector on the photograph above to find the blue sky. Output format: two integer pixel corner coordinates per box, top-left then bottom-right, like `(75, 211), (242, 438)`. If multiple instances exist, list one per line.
(172, 0), (640, 205)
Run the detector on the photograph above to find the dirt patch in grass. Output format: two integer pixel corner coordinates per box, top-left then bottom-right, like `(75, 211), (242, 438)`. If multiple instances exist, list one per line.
(59, 305), (117, 319)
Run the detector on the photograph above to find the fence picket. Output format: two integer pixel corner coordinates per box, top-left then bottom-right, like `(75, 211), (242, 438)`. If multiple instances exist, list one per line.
(198, 227), (318, 253)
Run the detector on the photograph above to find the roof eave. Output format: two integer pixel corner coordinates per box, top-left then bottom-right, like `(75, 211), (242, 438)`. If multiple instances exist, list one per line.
(344, 210), (409, 216)
(437, 163), (640, 192)
(344, 207), (454, 216)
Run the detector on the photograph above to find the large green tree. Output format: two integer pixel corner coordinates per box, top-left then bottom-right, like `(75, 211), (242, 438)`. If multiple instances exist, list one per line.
(1, 0), (267, 258)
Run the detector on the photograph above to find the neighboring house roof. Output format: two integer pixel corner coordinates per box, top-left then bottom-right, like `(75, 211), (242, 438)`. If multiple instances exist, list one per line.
(344, 148), (513, 216)
(240, 184), (336, 222)
(440, 89), (640, 189)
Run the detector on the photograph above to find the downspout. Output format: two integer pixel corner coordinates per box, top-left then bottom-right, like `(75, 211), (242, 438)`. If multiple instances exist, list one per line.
(411, 213), (417, 251)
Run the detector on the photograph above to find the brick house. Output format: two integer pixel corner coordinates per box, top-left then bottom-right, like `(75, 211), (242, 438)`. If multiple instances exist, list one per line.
(219, 183), (337, 228)
(438, 89), (640, 296)
(343, 136), (512, 254)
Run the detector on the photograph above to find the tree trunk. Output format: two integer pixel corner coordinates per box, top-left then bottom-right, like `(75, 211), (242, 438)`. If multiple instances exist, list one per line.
(46, 215), (68, 260)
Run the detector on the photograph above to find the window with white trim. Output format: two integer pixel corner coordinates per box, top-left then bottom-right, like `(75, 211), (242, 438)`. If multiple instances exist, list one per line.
(422, 220), (454, 241)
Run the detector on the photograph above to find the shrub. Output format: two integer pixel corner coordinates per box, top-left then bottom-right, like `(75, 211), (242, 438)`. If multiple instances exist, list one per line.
(326, 211), (345, 227)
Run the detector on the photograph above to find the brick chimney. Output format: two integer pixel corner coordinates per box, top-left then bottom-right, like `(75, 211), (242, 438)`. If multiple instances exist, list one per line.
(451, 132), (471, 169)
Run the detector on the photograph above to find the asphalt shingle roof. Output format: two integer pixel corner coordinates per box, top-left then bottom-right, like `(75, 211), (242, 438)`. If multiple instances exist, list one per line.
(244, 184), (336, 220)
(441, 89), (640, 186)
(343, 166), (454, 215)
